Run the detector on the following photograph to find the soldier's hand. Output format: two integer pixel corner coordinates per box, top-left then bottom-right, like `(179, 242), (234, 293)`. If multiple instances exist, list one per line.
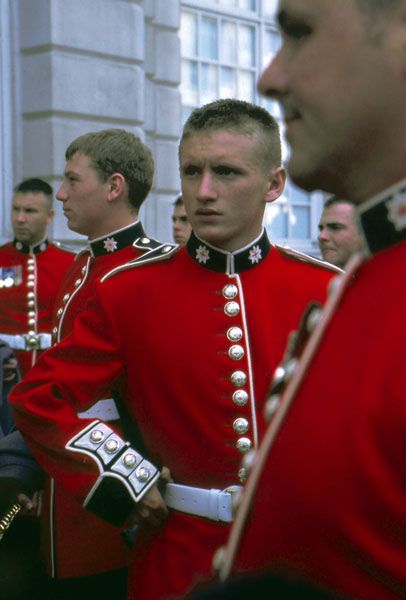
(17, 490), (42, 517)
(3, 357), (18, 382)
(128, 466), (172, 530)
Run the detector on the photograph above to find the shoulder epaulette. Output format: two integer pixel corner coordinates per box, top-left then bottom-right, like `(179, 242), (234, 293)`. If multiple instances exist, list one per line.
(101, 241), (179, 283)
(51, 241), (77, 255)
(274, 244), (342, 273)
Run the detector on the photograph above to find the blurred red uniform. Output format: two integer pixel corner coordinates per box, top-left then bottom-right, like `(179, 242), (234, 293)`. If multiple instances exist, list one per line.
(0, 239), (74, 375)
(219, 183), (406, 600)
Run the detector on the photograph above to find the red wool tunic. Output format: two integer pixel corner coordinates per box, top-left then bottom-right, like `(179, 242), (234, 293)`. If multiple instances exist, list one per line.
(220, 184), (406, 600)
(43, 221), (162, 579)
(0, 239), (74, 375)
(11, 229), (337, 598)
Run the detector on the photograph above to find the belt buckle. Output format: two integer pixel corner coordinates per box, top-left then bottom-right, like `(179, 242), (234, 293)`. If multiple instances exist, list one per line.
(223, 485), (242, 519)
(24, 333), (41, 350)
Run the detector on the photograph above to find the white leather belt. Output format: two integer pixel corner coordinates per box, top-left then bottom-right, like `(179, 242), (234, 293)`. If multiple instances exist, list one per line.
(77, 398), (120, 421)
(0, 333), (52, 351)
(164, 483), (242, 523)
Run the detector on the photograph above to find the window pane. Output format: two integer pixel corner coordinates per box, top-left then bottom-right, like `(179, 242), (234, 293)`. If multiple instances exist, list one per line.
(291, 206), (310, 238)
(182, 106), (193, 125)
(263, 28), (280, 68)
(201, 17), (217, 60)
(239, 0), (256, 10)
(221, 21), (237, 64)
(181, 60), (198, 106)
(239, 25), (255, 67)
(181, 12), (197, 57)
(218, 0), (236, 7)
(201, 64), (218, 105)
(265, 201), (288, 238)
(239, 70), (255, 102)
(220, 67), (238, 97)
(290, 183), (311, 205)
(262, 0), (279, 16)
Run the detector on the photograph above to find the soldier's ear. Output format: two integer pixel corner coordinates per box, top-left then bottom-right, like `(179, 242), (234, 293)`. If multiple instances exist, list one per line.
(265, 166), (286, 205)
(107, 173), (126, 201)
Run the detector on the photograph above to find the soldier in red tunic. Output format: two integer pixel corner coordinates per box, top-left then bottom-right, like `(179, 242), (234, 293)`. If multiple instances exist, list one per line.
(208, 2), (406, 600)
(0, 178), (74, 376)
(1, 130), (166, 599)
(10, 100), (339, 599)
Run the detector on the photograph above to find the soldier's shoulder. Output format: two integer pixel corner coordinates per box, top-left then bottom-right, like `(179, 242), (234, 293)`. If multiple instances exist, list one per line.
(274, 244), (342, 273)
(101, 240), (179, 283)
(50, 241), (77, 255)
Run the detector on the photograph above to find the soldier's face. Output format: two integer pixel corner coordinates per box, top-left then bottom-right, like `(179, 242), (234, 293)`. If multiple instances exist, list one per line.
(56, 153), (111, 239)
(172, 204), (192, 246)
(258, 0), (399, 201)
(318, 202), (362, 268)
(11, 193), (53, 246)
(179, 129), (285, 252)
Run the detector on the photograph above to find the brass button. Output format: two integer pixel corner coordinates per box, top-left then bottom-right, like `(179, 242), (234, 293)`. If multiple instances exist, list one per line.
(105, 439), (119, 454)
(236, 437), (252, 454)
(228, 344), (245, 361)
(232, 390), (249, 406)
(233, 418), (249, 435)
(123, 453), (137, 468)
(224, 301), (240, 317)
(222, 284), (238, 300)
(90, 430), (104, 444)
(230, 371), (247, 387)
(227, 327), (243, 342)
(136, 466), (150, 482)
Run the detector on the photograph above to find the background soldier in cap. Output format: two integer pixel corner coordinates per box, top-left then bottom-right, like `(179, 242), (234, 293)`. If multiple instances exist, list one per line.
(9, 99), (338, 599)
(0, 178), (74, 376)
(213, 2), (406, 599)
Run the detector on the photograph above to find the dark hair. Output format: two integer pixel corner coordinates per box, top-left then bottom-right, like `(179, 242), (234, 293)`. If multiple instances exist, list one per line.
(65, 129), (154, 211)
(14, 178), (53, 196)
(173, 194), (183, 207)
(324, 196), (355, 209)
(14, 178), (53, 208)
(180, 99), (282, 171)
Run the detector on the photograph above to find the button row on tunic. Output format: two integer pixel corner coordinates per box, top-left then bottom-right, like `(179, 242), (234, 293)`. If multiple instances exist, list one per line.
(25, 259), (37, 333)
(222, 284), (252, 482)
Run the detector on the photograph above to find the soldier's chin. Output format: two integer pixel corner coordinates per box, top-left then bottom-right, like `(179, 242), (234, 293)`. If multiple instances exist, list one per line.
(287, 155), (338, 196)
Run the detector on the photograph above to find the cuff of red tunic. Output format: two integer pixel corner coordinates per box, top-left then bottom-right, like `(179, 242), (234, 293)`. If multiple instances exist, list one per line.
(66, 420), (160, 526)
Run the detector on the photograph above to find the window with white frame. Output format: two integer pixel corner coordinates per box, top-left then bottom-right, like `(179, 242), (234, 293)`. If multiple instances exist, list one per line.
(180, 0), (323, 254)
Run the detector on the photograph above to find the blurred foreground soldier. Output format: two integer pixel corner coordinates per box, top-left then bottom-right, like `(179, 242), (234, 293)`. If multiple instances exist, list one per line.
(0, 129), (161, 599)
(10, 99), (338, 599)
(214, 2), (406, 600)
(0, 178), (74, 376)
(318, 197), (362, 268)
(172, 194), (192, 245)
